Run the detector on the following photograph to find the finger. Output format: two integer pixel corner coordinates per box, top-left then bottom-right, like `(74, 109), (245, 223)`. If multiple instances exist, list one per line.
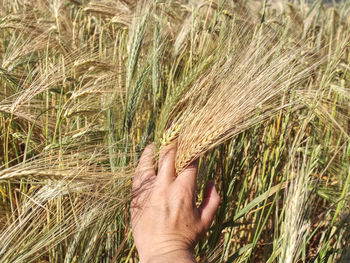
(131, 185), (152, 222)
(133, 143), (156, 190)
(198, 181), (220, 230)
(157, 143), (176, 184)
(176, 159), (198, 193)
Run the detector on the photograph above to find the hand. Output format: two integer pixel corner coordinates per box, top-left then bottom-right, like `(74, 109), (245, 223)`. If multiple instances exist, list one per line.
(130, 143), (220, 263)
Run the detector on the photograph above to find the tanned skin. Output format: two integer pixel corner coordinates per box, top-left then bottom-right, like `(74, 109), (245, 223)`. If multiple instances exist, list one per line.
(131, 144), (220, 263)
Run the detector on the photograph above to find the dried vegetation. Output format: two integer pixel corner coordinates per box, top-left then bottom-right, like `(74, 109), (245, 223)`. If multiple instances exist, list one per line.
(0, 0), (350, 262)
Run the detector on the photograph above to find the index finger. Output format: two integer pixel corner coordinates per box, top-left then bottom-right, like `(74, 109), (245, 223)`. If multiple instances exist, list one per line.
(133, 143), (156, 190)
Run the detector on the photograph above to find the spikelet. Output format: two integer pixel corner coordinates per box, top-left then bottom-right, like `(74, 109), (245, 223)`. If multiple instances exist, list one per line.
(162, 31), (322, 173)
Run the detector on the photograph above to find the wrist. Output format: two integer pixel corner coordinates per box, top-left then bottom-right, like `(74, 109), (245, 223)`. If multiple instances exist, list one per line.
(142, 249), (196, 263)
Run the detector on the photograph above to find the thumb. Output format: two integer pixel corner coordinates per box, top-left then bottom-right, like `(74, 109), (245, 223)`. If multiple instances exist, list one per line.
(198, 181), (220, 230)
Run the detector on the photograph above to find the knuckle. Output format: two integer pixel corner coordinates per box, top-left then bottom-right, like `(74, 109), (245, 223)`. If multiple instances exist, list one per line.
(185, 166), (197, 174)
(176, 184), (194, 199)
(155, 185), (169, 200)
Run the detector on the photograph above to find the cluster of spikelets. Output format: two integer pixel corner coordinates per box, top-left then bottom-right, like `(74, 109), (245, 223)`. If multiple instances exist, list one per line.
(0, 0), (350, 262)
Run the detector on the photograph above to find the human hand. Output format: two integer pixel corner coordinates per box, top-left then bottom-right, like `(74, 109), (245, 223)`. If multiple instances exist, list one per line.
(130, 143), (220, 263)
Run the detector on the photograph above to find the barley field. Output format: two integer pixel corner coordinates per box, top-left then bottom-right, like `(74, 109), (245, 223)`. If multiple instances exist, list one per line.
(0, 0), (350, 262)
